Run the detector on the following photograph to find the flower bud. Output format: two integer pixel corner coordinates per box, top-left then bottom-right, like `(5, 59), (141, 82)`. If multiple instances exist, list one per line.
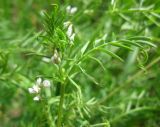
(67, 24), (73, 37)
(36, 77), (42, 86)
(51, 50), (61, 64)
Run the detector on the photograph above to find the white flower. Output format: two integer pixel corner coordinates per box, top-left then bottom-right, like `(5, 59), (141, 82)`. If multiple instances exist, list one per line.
(63, 21), (71, 28)
(43, 80), (51, 87)
(70, 33), (75, 42)
(28, 88), (36, 94)
(66, 5), (71, 13)
(32, 85), (41, 93)
(28, 85), (40, 94)
(64, 21), (76, 44)
(66, 5), (77, 14)
(67, 24), (73, 37)
(33, 96), (40, 101)
(70, 7), (77, 14)
(36, 77), (42, 86)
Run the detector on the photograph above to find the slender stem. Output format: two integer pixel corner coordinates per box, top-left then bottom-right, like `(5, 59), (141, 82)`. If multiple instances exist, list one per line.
(57, 83), (65, 127)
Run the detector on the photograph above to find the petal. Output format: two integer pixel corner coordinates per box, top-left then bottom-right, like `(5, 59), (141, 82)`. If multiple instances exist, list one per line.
(63, 21), (70, 28)
(33, 96), (40, 101)
(70, 7), (77, 14)
(28, 88), (35, 94)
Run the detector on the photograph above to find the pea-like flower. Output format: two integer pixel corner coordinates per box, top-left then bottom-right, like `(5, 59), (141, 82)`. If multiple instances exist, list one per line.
(65, 23), (76, 44)
(43, 80), (51, 87)
(28, 85), (40, 94)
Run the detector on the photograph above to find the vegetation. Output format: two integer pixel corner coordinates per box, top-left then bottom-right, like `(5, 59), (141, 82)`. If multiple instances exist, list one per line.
(0, 0), (160, 127)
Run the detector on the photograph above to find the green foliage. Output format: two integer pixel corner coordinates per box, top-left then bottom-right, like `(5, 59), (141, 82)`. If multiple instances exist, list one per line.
(0, 0), (160, 127)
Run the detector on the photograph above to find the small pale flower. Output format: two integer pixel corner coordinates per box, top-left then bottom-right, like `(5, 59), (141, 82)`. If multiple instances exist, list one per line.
(67, 24), (73, 37)
(28, 88), (36, 94)
(32, 85), (41, 93)
(36, 77), (42, 86)
(43, 80), (51, 87)
(33, 96), (40, 101)
(70, 7), (77, 14)
(63, 21), (71, 28)
(70, 33), (75, 42)
(66, 5), (71, 13)
(66, 5), (77, 14)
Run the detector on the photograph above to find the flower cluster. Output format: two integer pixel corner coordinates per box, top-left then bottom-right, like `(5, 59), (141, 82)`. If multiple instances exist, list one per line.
(64, 21), (76, 44)
(28, 78), (51, 101)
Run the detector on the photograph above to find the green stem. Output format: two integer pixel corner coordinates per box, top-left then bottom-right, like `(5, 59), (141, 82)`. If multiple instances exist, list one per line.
(57, 83), (65, 127)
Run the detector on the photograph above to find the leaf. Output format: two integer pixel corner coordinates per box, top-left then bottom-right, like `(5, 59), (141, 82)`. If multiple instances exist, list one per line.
(128, 36), (152, 41)
(68, 76), (82, 95)
(109, 42), (133, 51)
(120, 39), (144, 48)
(100, 48), (124, 62)
(77, 65), (99, 85)
(81, 41), (90, 55)
(88, 55), (106, 71)
(135, 40), (157, 48)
